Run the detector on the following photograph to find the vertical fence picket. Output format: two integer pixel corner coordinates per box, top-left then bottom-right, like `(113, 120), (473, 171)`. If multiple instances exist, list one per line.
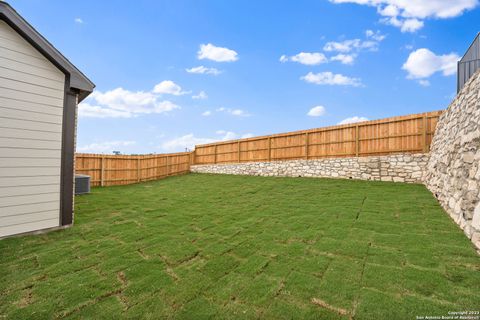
(355, 125), (359, 157)
(422, 115), (428, 152)
(268, 137), (272, 161)
(101, 157), (105, 186)
(237, 141), (241, 163)
(137, 158), (140, 182)
(305, 132), (309, 160)
(166, 155), (170, 176)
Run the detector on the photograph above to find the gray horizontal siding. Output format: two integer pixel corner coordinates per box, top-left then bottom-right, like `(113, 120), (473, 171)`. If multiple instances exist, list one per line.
(0, 66), (64, 90)
(0, 127), (62, 141)
(0, 157), (61, 167)
(0, 137), (62, 149)
(0, 117), (63, 133)
(0, 210), (58, 226)
(0, 77), (64, 99)
(0, 19), (65, 237)
(0, 86), (64, 106)
(0, 166), (61, 176)
(0, 184), (60, 198)
(0, 218), (59, 237)
(0, 96), (63, 115)
(0, 193), (60, 208)
(0, 175), (60, 187)
(0, 107), (63, 124)
(0, 201), (58, 217)
(0, 57), (65, 82)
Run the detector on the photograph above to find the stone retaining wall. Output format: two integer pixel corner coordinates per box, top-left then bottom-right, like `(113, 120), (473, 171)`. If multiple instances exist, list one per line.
(191, 153), (428, 184)
(425, 70), (480, 250)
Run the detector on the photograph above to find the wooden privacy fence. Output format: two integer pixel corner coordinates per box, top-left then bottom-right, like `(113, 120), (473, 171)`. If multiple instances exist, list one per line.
(75, 152), (192, 187)
(193, 110), (443, 164)
(75, 110), (443, 187)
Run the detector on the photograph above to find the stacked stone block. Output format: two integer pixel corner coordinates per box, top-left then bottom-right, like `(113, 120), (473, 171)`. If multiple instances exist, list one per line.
(191, 153), (428, 184)
(425, 70), (480, 250)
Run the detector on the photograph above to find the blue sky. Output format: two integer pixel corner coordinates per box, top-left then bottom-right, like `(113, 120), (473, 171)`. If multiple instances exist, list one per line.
(9, 0), (480, 154)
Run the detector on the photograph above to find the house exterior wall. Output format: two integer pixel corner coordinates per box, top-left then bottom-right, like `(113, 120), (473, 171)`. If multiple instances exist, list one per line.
(0, 20), (66, 237)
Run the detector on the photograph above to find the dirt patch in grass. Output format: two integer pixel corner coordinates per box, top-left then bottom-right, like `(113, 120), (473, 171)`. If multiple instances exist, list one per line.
(311, 297), (349, 316)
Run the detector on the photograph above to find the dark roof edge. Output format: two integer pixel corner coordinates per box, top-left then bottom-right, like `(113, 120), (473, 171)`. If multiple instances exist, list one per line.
(460, 32), (480, 63)
(0, 1), (94, 101)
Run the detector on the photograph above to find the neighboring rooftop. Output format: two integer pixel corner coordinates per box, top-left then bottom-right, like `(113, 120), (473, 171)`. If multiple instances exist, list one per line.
(458, 32), (480, 93)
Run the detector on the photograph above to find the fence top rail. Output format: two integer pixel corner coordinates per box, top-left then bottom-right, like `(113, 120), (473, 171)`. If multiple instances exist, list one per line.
(76, 151), (192, 159)
(194, 110), (443, 148)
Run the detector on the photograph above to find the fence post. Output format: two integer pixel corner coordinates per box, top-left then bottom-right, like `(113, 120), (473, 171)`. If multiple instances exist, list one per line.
(101, 156), (105, 187)
(137, 158), (141, 182)
(190, 151), (195, 168)
(268, 137), (272, 161)
(305, 132), (309, 160)
(214, 145), (217, 164)
(166, 155), (170, 176)
(422, 115), (428, 152)
(237, 141), (241, 163)
(355, 125), (359, 157)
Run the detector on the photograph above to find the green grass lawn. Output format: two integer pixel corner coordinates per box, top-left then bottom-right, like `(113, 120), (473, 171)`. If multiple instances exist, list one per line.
(1, 174), (479, 319)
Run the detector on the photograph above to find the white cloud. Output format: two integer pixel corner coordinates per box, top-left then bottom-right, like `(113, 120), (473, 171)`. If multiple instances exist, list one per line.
(192, 91), (208, 100)
(77, 141), (135, 154)
(78, 103), (132, 118)
(230, 109), (249, 117)
(186, 66), (222, 75)
(301, 72), (363, 87)
(322, 31), (385, 65)
(382, 16), (424, 32)
(281, 30), (383, 68)
(402, 48), (459, 79)
(377, 4), (399, 16)
(74, 18), (83, 24)
(324, 39), (360, 53)
(202, 110), (212, 116)
(241, 133), (255, 139)
(323, 38), (382, 53)
(331, 54), (356, 65)
(365, 29), (386, 41)
(161, 131), (254, 152)
(400, 18), (424, 32)
(161, 134), (214, 152)
(216, 107), (251, 117)
(418, 79), (430, 87)
(330, 0), (478, 32)
(279, 52), (328, 65)
(197, 43), (238, 62)
(152, 80), (188, 95)
(337, 116), (369, 125)
(307, 106), (326, 117)
(215, 130), (238, 141)
(79, 86), (180, 118)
